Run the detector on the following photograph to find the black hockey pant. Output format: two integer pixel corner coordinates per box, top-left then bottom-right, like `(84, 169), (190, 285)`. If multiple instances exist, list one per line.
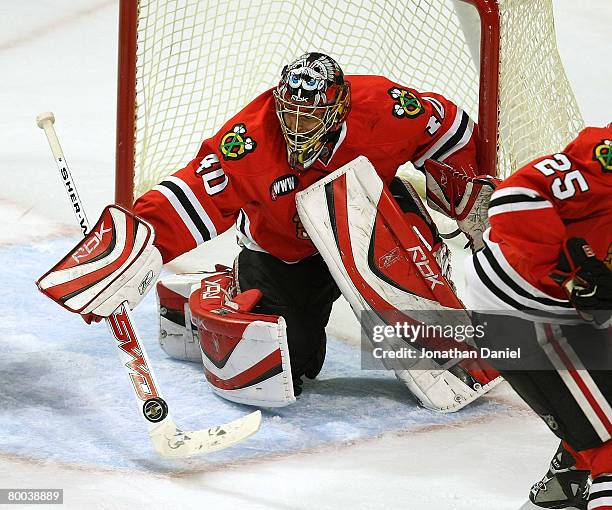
(473, 312), (612, 452)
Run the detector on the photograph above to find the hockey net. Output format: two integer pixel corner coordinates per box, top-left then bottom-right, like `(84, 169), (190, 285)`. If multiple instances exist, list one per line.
(116, 0), (584, 206)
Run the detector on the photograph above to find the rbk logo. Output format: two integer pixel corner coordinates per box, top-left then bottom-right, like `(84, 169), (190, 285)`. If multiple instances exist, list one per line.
(202, 279), (222, 300)
(138, 270), (155, 295)
(270, 174), (299, 200)
(72, 222), (112, 263)
(406, 245), (445, 290)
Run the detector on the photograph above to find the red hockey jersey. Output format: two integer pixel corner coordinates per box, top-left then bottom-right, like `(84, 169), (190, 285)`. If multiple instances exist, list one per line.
(465, 126), (612, 319)
(134, 75), (478, 264)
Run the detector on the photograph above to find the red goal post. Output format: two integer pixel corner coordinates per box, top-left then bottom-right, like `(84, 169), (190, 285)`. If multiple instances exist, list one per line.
(115, 0), (583, 208)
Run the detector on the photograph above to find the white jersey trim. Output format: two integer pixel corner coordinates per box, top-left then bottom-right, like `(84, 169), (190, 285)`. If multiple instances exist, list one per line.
(481, 230), (571, 306)
(491, 186), (542, 200)
(489, 200), (553, 217)
(165, 176), (218, 238)
(488, 186), (553, 217)
(153, 176), (218, 245)
(236, 209), (266, 254)
(235, 209), (305, 264)
(413, 108), (472, 168)
(328, 122), (348, 164)
(438, 118), (474, 162)
(464, 229), (580, 323)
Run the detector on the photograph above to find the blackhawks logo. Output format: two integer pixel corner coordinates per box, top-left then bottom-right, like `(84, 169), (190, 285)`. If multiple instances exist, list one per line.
(593, 139), (612, 172)
(388, 88), (424, 119)
(219, 123), (256, 161)
(593, 140), (612, 172)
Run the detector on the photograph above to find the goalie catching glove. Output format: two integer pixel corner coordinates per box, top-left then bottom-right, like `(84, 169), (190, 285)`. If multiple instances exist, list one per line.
(424, 159), (499, 251)
(37, 205), (162, 323)
(550, 237), (612, 328)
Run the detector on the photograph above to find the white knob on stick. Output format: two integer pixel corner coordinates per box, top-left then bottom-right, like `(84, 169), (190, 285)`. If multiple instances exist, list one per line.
(36, 111), (56, 129)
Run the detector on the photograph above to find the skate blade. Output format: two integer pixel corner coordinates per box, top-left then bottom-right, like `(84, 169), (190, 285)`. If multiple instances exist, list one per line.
(518, 500), (582, 510)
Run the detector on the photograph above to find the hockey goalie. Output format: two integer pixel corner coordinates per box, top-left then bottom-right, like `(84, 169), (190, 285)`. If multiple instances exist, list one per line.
(38, 52), (501, 412)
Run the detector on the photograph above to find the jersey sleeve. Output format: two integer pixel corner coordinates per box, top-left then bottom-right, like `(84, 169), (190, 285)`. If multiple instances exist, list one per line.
(486, 156), (573, 293)
(402, 89), (479, 177)
(133, 141), (242, 263)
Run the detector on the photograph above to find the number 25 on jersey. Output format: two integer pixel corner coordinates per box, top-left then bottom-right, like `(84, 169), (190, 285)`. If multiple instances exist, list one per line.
(533, 153), (589, 200)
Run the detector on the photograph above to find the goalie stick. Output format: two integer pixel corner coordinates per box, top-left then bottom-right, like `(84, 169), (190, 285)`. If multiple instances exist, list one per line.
(35, 112), (261, 458)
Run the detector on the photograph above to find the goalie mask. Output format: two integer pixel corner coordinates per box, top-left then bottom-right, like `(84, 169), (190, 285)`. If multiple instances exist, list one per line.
(273, 52), (351, 170)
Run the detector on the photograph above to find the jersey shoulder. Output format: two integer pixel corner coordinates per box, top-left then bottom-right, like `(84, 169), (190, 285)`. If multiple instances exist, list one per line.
(347, 75), (424, 103)
(499, 125), (612, 192)
(345, 75), (431, 146)
(347, 74), (427, 115)
(200, 88), (286, 177)
(564, 126), (612, 176)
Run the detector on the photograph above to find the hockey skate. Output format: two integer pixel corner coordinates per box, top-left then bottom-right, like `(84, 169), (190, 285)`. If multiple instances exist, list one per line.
(523, 443), (590, 510)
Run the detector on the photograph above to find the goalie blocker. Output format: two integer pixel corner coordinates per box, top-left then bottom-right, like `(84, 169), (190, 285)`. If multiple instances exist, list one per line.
(37, 204), (295, 408)
(37, 205), (162, 322)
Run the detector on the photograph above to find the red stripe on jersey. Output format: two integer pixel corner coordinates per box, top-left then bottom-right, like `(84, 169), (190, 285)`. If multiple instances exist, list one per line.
(545, 324), (612, 436)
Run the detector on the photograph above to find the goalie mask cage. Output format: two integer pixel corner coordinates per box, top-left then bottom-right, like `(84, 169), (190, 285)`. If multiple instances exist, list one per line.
(115, 0), (584, 207)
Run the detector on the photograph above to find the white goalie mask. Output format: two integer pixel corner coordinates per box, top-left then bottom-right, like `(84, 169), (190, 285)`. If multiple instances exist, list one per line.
(273, 52), (351, 170)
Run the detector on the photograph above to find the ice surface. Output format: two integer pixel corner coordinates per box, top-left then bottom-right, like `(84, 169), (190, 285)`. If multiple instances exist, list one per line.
(0, 237), (512, 469)
(1, 1), (611, 509)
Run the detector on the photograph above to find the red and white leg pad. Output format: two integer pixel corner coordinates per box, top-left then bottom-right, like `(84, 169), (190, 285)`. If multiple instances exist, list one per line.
(296, 156), (501, 413)
(156, 273), (207, 363)
(156, 267), (295, 407)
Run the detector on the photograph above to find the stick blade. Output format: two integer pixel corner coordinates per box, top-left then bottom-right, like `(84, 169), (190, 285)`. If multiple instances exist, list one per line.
(150, 410), (262, 458)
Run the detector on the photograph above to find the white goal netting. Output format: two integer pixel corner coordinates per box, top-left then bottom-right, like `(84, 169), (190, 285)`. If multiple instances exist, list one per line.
(127, 0), (584, 200)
